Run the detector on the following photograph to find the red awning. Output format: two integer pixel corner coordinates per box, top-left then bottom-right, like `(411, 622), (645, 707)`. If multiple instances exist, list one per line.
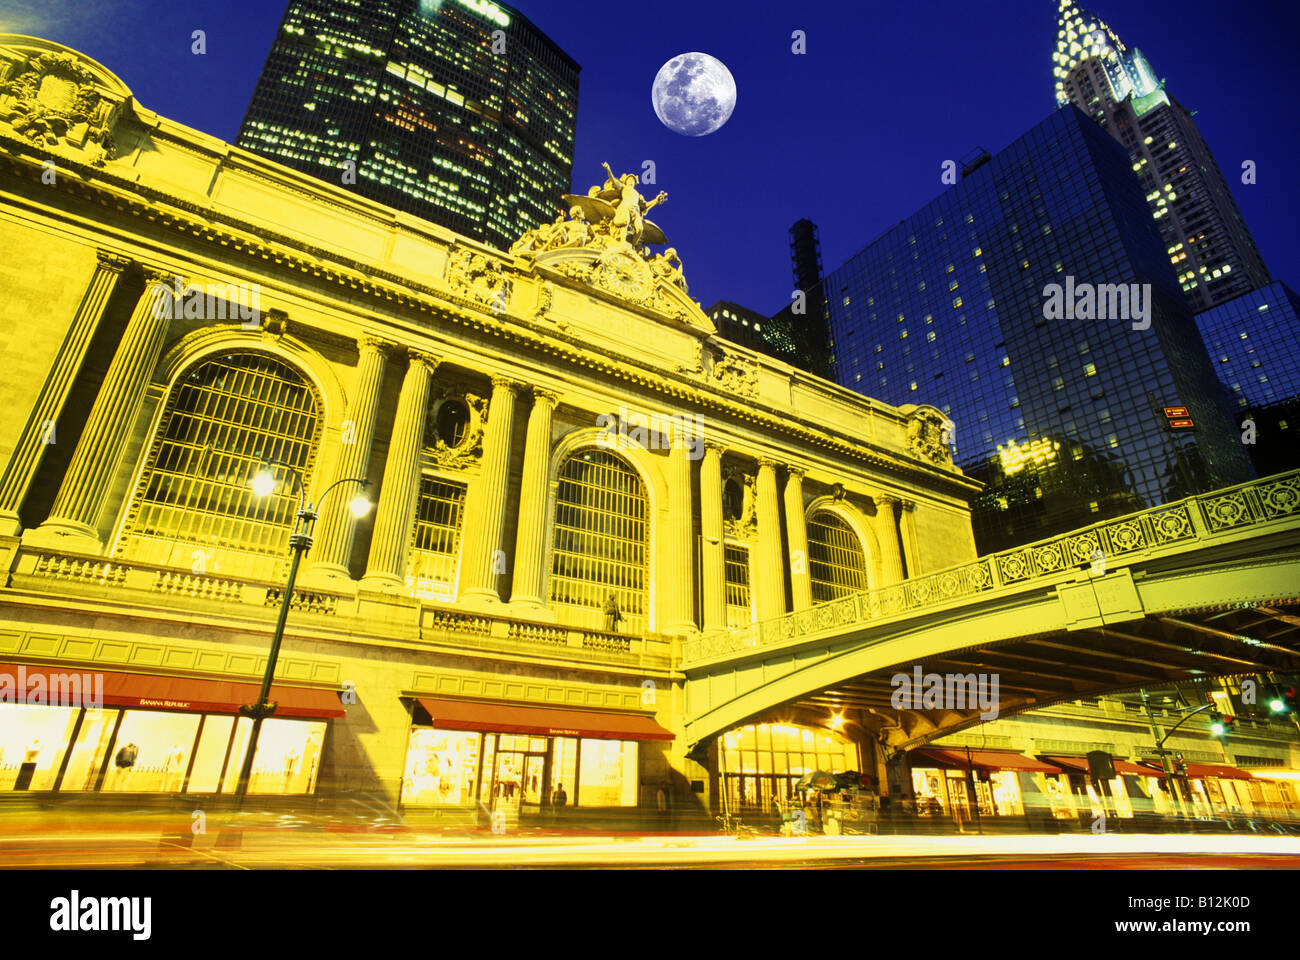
(1181, 762), (1254, 781)
(911, 748), (1058, 773)
(415, 697), (674, 741)
(0, 662), (344, 719)
(1042, 755), (1167, 779)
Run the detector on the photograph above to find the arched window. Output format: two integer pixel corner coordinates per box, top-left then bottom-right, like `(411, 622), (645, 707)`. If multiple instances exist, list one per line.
(116, 353), (321, 580)
(807, 510), (867, 603)
(549, 450), (648, 633)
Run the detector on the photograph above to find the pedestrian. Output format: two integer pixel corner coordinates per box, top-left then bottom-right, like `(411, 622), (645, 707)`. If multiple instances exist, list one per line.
(552, 783), (567, 811)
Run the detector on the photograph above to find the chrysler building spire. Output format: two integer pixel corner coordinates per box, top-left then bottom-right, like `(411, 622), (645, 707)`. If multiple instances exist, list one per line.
(1051, 0), (1158, 109)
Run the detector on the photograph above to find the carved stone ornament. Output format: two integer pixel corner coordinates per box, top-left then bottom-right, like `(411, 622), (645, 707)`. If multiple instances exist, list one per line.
(426, 385), (487, 469)
(903, 405), (955, 466)
(444, 246), (513, 314)
(721, 464), (758, 541)
(676, 339), (705, 376)
(710, 349), (760, 400)
(0, 50), (121, 166)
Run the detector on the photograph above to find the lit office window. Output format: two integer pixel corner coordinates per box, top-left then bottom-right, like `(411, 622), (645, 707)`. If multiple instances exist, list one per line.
(807, 511), (867, 603)
(550, 451), (648, 633)
(117, 353), (320, 580)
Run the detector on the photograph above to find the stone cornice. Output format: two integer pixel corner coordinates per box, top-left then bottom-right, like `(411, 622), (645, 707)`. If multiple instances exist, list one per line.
(0, 135), (980, 500)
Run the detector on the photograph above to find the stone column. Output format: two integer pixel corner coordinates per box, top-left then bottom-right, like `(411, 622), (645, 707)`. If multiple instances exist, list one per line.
(305, 337), (388, 581)
(784, 467), (812, 610)
(900, 498), (922, 579)
(754, 458), (787, 621)
(0, 251), (131, 536)
(361, 352), (436, 591)
(663, 425), (696, 635)
(27, 268), (175, 551)
(509, 387), (559, 609)
(458, 375), (520, 604)
(699, 442), (726, 632)
(873, 494), (905, 586)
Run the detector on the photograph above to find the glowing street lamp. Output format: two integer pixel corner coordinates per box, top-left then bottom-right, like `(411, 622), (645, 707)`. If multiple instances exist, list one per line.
(234, 457), (371, 800)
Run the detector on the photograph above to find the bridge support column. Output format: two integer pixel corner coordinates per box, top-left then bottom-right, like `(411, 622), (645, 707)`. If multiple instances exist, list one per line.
(872, 495), (905, 586)
(699, 442), (727, 631)
(785, 468), (812, 610)
(884, 749), (915, 824)
(755, 458), (786, 621)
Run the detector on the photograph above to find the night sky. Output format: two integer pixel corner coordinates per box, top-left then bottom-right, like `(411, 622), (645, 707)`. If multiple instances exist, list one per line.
(4, 0), (1296, 315)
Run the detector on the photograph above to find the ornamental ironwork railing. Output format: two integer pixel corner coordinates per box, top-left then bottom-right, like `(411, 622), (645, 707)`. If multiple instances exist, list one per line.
(682, 470), (1300, 666)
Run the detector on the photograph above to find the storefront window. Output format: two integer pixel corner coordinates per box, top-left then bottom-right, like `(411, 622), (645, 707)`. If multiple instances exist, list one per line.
(101, 709), (201, 793)
(578, 738), (638, 807)
(186, 716), (234, 794)
(550, 737), (577, 807)
(1041, 774), (1075, 819)
(402, 729), (480, 806)
(0, 704), (78, 792)
(0, 701), (326, 795)
(990, 771), (1023, 816)
(912, 770), (949, 816)
(720, 723), (859, 813)
(243, 718), (325, 795)
(59, 709), (119, 793)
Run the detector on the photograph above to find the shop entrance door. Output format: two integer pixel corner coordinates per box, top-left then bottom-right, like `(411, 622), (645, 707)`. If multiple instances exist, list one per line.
(521, 754), (546, 807)
(488, 743), (549, 814)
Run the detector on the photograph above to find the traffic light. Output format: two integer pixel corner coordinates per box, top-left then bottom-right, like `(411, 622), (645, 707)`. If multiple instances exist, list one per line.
(1210, 711), (1235, 736)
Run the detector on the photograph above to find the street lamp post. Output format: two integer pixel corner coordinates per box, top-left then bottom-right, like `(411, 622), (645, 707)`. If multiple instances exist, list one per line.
(234, 458), (371, 802)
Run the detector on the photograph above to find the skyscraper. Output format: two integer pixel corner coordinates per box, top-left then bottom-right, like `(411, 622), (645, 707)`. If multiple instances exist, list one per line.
(825, 106), (1253, 553)
(237, 0), (579, 252)
(1196, 282), (1300, 415)
(1195, 282), (1300, 476)
(760, 220), (833, 378)
(1051, 0), (1270, 311)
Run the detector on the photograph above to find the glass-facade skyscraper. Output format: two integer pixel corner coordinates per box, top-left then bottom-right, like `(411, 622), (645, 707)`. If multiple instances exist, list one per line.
(1052, 0), (1271, 311)
(825, 106), (1253, 553)
(237, 0), (579, 252)
(1196, 282), (1300, 414)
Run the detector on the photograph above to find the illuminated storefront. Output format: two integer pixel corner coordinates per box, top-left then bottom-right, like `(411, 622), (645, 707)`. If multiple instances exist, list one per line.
(401, 698), (670, 812)
(717, 722), (860, 813)
(1036, 755), (1170, 820)
(0, 664), (340, 795)
(909, 748), (1059, 822)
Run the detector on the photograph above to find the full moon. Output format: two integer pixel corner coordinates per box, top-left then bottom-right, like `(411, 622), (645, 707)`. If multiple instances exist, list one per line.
(651, 53), (736, 137)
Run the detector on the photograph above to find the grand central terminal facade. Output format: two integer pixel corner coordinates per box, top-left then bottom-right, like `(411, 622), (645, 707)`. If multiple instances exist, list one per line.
(0, 36), (981, 819)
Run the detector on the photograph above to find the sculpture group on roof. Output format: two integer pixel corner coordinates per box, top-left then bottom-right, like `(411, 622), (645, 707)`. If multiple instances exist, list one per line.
(509, 162), (688, 294)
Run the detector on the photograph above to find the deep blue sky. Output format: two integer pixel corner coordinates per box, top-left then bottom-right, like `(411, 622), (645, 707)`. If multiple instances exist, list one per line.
(4, 0), (1296, 313)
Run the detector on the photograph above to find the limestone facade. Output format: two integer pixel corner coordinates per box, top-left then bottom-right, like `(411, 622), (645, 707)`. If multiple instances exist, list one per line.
(0, 36), (979, 808)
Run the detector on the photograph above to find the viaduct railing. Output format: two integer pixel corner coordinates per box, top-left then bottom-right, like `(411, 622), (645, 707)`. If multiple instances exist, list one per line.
(683, 470), (1300, 667)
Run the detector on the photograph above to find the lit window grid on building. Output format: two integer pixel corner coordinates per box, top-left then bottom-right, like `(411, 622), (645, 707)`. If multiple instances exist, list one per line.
(824, 106), (1252, 551)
